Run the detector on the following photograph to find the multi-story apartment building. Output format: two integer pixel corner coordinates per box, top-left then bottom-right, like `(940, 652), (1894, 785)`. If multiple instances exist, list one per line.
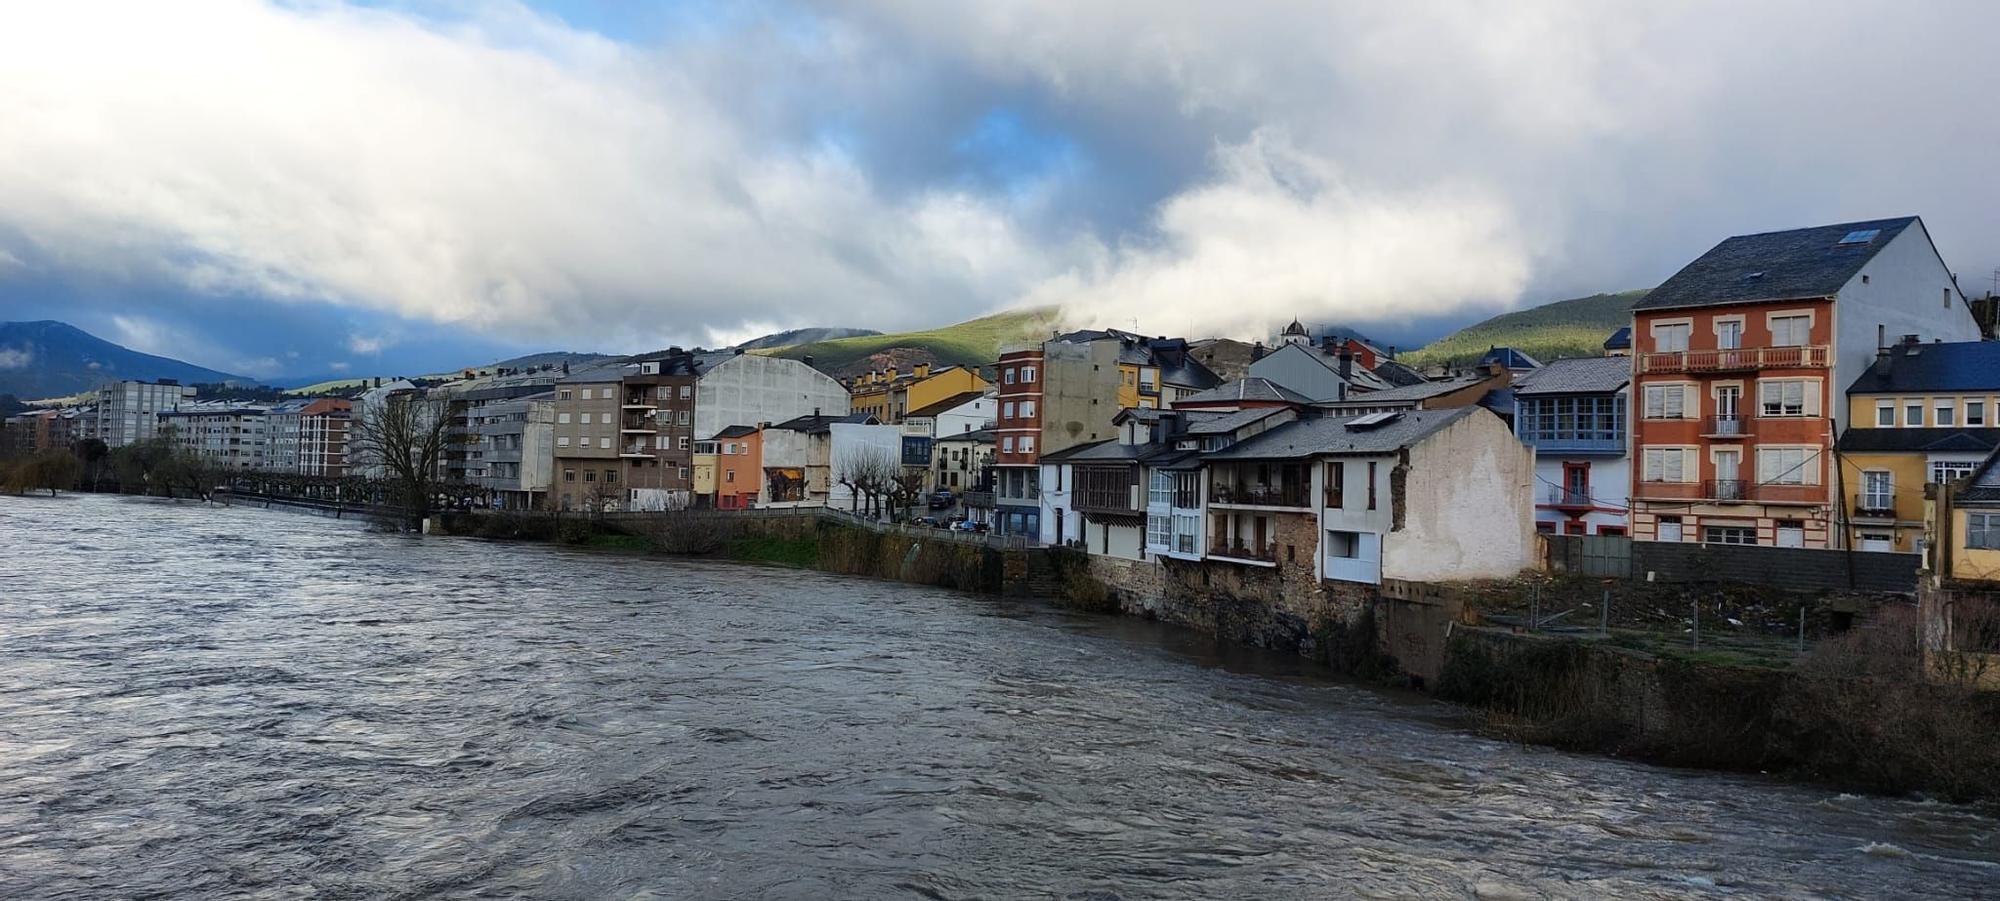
(551, 353), (701, 512)
(161, 404), (270, 471)
(1836, 338), (2000, 553)
(262, 399), (310, 472)
(847, 363), (988, 424)
(988, 344), (1047, 536)
(465, 387), (554, 510)
(94, 379), (196, 447)
(297, 398), (353, 478)
(1629, 217), (1982, 548)
(1513, 356), (1630, 536)
(5, 406), (92, 452)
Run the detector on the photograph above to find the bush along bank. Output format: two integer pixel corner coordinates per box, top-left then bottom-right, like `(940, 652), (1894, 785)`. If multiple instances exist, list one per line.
(1435, 621), (2000, 802)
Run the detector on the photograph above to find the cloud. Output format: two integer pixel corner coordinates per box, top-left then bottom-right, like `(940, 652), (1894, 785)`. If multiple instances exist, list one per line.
(1, 0), (1997, 354)
(0, 347), (32, 370)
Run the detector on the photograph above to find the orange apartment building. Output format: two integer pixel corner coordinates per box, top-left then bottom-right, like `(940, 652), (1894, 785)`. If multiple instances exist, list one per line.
(1629, 217), (1981, 548)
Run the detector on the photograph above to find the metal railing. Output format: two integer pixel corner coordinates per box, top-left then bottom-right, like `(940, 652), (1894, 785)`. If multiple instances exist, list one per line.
(1853, 493), (1897, 517)
(1546, 486), (1592, 507)
(1700, 415), (1748, 437)
(1208, 542), (1277, 563)
(1209, 483), (1311, 507)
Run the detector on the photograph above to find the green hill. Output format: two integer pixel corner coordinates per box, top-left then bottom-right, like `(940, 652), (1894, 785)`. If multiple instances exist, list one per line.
(766, 307), (1061, 376)
(1402, 290), (1650, 367)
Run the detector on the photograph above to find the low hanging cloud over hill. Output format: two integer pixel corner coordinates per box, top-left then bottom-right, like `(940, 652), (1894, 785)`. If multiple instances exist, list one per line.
(0, 0), (1995, 365)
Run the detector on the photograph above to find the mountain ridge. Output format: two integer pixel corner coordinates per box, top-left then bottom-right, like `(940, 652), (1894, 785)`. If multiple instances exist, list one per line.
(0, 320), (249, 400)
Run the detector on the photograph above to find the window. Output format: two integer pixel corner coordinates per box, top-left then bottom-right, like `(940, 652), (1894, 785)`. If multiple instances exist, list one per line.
(725, 470), (735, 483)
(1875, 401), (1894, 427)
(1519, 395), (1625, 443)
(680, 385), (692, 399)
(678, 436), (689, 450)
(1326, 530), (1360, 558)
(599, 437), (611, 449)
(1756, 447), (1816, 485)
(1715, 319), (1743, 350)
(1643, 385), (1687, 419)
(583, 469), (596, 482)
(1325, 461), (1345, 507)
(564, 468), (575, 482)
(605, 468), (618, 484)
(1936, 401), (1956, 427)
(1971, 513), (2000, 550)
(1147, 514), (1172, 548)
(1149, 469), (1173, 505)
(1970, 401), (1987, 427)
(1933, 461), (1979, 484)
(1704, 526), (1757, 545)
(1367, 461), (1378, 510)
(1003, 368), (1015, 385)
(1652, 322), (1690, 353)
(1657, 516), (1683, 542)
(1021, 400), (1037, 418)
(1769, 314), (1811, 347)
(1003, 402), (1016, 419)
(1002, 436), (1015, 453)
(558, 412), (572, 424)
(1906, 402), (1924, 427)
(557, 436), (570, 448)
(1642, 447), (1692, 482)
(1021, 366), (1036, 383)
(1759, 380), (1809, 417)
(1861, 471), (1893, 510)
(579, 412), (591, 425)
(1598, 526), (1627, 537)
(1020, 436), (1035, 454)
(1171, 513), (1199, 555)
(558, 389), (572, 400)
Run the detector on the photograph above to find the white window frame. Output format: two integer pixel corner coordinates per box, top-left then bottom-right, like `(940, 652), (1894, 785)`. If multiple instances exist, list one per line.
(1021, 366), (1037, 383)
(1860, 470), (1894, 509)
(1755, 445), (1820, 486)
(1650, 320), (1692, 353)
(1642, 383), (1691, 420)
(1712, 316), (1745, 350)
(1875, 400), (1894, 427)
(1765, 310), (1815, 347)
(1905, 401), (1924, 427)
(1935, 399), (1957, 427)
(1757, 379), (1816, 418)
(1970, 512), (2000, 550)
(1969, 400), (1987, 427)
(1641, 446), (1694, 483)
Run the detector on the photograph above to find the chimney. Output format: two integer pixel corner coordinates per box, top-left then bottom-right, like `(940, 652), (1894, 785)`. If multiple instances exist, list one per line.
(914, 362), (931, 379)
(813, 407), (821, 419)
(1251, 341), (1267, 361)
(1901, 333), (1920, 347)
(1337, 348), (1353, 381)
(1874, 345), (1894, 378)
(1877, 324), (1886, 353)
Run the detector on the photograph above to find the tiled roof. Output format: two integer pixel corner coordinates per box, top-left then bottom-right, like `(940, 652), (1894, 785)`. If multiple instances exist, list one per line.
(1845, 341), (2000, 394)
(1175, 377), (1313, 407)
(1202, 407), (1479, 460)
(1837, 428), (2000, 455)
(1513, 356), (1631, 396)
(1636, 217), (1919, 311)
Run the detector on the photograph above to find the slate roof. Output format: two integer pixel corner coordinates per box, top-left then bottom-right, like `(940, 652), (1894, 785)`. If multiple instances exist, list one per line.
(1603, 327), (1632, 351)
(1845, 341), (2000, 394)
(1513, 356), (1631, 396)
(1326, 374), (1486, 406)
(711, 425), (760, 439)
(770, 412), (877, 434)
(1836, 428), (2000, 455)
(905, 390), (987, 419)
(1959, 449), (2000, 505)
(1257, 342), (1393, 392)
(937, 427), (995, 444)
(1037, 438), (1117, 463)
(1203, 407), (1479, 460)
(1636, 217), (1919, 311)
(1477, 346), (1543, 370)
(1371, 358), (1428, 387)
(1182, 407), (1287, 435)
(1175, 377), (1313, 407)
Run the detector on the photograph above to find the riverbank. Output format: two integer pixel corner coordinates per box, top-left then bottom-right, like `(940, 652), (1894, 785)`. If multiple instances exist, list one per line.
(438, 507), (2000, 803)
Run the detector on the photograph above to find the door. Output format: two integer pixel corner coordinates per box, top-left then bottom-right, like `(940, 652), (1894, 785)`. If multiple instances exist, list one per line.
(1657, 517), (1683, 542)
(1053, 509), (1065, 546)
(1713, 450), (1741, 500)
(1776, 522), (1805, 548)
(1714, 387), (1741, 435)
(1562, 463), (1589, 506)
(1860, 533), (1893, 553)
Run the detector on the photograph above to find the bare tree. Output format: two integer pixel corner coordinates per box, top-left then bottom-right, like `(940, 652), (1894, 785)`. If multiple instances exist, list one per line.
(351, 388), (460, 529)
(835, 446), (899, 519)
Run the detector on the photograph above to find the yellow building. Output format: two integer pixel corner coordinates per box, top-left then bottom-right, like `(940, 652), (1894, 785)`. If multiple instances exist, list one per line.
(1930, 457), (2000, 584)
(847, 363), (988, 424)
(1837, 338), (2000, 553)
(690, 446), (718, 506)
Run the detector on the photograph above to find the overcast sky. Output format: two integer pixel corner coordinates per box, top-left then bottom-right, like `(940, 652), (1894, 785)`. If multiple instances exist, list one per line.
(2, 0), (1996, 379)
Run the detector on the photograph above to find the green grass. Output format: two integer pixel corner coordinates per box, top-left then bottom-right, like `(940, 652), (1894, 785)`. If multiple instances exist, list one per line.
(1402, 290), (1650, 367)
(763, 307), (1060, 374)
(727, 534), (820, 568)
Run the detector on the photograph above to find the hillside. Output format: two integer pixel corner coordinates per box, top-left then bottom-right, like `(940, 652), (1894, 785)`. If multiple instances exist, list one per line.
(737, 327), (879, 350)
(1401, 290), (1649, 367)
(767, 307), (1061, 377)
(0, 320), (249, 399)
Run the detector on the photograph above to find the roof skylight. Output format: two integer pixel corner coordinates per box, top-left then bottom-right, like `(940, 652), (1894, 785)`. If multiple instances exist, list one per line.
(1838, 229), (1880, 245)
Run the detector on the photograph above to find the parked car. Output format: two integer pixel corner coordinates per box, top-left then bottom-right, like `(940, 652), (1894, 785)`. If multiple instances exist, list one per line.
(913, 516), (943, 528)
(928, 490), (954, 510)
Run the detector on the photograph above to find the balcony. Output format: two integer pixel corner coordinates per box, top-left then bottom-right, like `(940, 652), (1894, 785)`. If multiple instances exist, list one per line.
(622, 392), (656, 409)
(1637, 345), (1829, 375)
(1076, 467), (1141, 515)
(1701, 415), (1749, 439)
(1209, 462), (1312, 508)
(1546, 486), (1593, 509)
(1521, 433), (1625, 455)
(1853, 494), (1898, 520)
(621, 413), (654, 433)
(1207, 541), (1278, 566)
(1634, 478), (1826, 505)
(620, 442), (653, 458)
(962, 489), (995, 508)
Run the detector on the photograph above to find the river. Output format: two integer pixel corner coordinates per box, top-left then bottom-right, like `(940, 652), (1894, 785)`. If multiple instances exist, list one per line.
(1, 494), (1994, 899)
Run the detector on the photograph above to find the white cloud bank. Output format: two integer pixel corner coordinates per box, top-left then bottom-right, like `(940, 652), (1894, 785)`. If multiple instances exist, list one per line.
(1, 0), (1997, 348)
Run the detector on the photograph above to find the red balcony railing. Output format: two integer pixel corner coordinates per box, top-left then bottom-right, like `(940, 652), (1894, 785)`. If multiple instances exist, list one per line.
(1638, 345), (1828, 375)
